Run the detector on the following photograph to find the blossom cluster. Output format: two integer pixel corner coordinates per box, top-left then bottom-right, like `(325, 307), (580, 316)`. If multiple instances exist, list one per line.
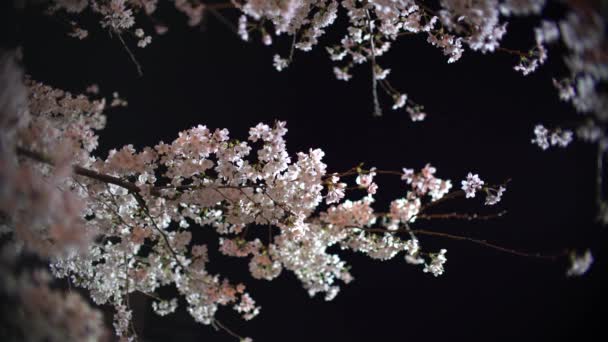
(50, 0), (202, 48)
(524, 6), (607, 224)
(33, 1), (549, 120)
(0, 245), (106, 341)
(526, 8), (607, 145)
(44, 1), (605, 131)
(566, 250), (594, 277)
(532, 124), (573, 150)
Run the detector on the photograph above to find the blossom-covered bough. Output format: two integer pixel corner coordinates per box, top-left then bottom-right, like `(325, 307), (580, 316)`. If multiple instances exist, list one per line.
(45, 0), (607, 220)
(0, 51), (585, 340)
(1, 0), (606, 340)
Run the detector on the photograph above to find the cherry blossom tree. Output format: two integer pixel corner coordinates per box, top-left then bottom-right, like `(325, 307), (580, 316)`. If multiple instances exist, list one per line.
(1, 0), (605, 341)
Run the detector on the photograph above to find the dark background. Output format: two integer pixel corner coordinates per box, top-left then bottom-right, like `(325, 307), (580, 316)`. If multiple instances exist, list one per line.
(3, 2), (607, 341)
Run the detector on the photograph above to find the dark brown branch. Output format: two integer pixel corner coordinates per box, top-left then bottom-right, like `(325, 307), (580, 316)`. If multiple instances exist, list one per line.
(349, 226), (564, 260)
(366, 10), (382, 117)
(131, 190), (187, 271)
(124, 252), (139, 340)
(213, 319), (245, 341)
(412, 229), (566, 260)
(417, 210), (507, 221)
(17, 146), (142, 192)
(418, 190), (465, 213)
(136, 290), (163, 301)
(16, 147), (247, 197)
(207, 7), (238, 35)
(116, 32), (143, 77)
(497, 46), (530, 58)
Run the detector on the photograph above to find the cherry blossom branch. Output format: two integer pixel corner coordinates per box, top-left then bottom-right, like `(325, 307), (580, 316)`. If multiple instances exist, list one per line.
(16, 146), (291, 246)
(124, 252), (139, 339)
(325, 167), (402, 180)
(261, 189), (292, 218)
(212, 319), (245, 341)
(496, 46), (530, 58)
(412, 229), (566, 260)
(353, 226), (564, 260)
(418, 178), (511, 215)
(287, 33), (297, 64)
(136, 290), (163, 302)
(16, 147), (249, 197)
(131, 191), (187, 271)
(366, 10), (382, 117)
(16, 147), (142, 193)
(418, 190), (465, 214)
(416, 210), (507, 221)
(115, 32), (143, 76)
(207, 7), (238, 35)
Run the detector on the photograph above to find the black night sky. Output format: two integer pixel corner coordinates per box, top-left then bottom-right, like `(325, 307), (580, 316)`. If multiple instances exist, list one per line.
(3, 1), (607, 341)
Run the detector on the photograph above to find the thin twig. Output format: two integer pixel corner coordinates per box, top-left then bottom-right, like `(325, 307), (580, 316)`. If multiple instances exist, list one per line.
(417, 210), (507, 221)
(597, 144), (604, 208)
(136, 290), (163, 301)
(497, 46), (529, 58)
(412, 229), (565, 260)
(207, 7), (238, 35)
(213, 319), (245, 341)
(366, 10), (382, 117)
(103, 183), (137, 229)
(418, 190), (465, 214)
(131, 191), (186, 271)
(116, 32), (143, 76)
(348, 226), (563, 260)
(288, 33), (297, 63)
(124, 252), (139, 340)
